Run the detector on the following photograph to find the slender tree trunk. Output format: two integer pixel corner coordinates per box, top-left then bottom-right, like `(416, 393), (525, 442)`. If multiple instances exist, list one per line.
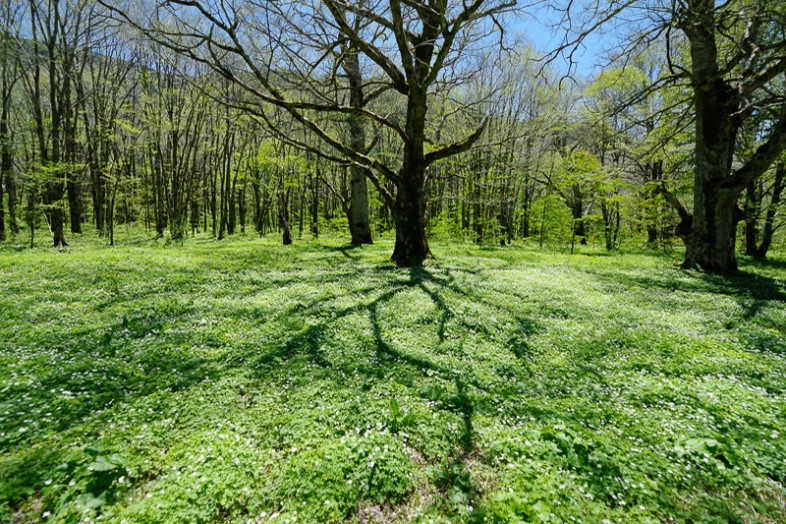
(108, 178), (118, 246)
(601, 203), (613, 250)
(65, 121), (82, 234)
(27, 192), (35, 248)
(279, 188), (292, 245)
(0, 79), (9, 241)
(238, 186), (246, 233)
(311, 169), (319, 238)
(190, 198), (199, 236)
(744, 181), (760, 256)
(6, 168), (16, 234)
(0, 111), (7, 242)
(753, 162), (785, 259)
(571, 195), (587, 245)
(298, 187), (304, 238)
(209, 172), (216, 237)
(0, 160), (4, 242)
(251, 178), (263, 235)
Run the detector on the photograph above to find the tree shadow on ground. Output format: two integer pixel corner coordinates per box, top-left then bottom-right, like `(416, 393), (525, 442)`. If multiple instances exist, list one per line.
(579, 266), (786, 357)
(231, 263), (541, 516)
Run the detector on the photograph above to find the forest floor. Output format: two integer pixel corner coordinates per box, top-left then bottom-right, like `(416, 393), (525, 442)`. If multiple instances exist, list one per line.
(1, 233), (785, 523)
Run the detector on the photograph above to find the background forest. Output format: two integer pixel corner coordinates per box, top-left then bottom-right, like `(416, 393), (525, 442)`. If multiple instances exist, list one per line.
(0, 0), (782, 266)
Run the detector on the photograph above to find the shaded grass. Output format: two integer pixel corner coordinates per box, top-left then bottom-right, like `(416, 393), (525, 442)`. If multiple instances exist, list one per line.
(1, 233), (785, 523)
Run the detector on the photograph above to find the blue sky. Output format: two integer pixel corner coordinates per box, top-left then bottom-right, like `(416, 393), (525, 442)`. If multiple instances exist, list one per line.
(509, 5), (611, 79)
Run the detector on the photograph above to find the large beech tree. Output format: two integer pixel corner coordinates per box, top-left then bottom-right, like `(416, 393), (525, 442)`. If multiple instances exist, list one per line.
(105, 0), (513, 265)
(675, 0), (786, 271)
(566, 0), (786, 271)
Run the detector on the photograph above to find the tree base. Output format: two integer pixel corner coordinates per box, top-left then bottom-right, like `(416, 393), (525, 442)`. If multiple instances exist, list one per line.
(350, 232), (373, 246)
(391, 241), (432, 267)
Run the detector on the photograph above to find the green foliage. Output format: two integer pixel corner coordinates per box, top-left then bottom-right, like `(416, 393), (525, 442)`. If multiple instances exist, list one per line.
(531, 192), (573, 247)
(276, 432), (414, 522)
(1, 234), (785, 522)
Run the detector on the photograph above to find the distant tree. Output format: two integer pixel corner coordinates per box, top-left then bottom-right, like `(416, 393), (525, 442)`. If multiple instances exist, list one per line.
(744, 160), (785, 259)
(0, 0), (23, 241)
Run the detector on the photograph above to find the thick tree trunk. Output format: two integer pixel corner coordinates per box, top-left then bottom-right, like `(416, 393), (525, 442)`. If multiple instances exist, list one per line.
(683, 189), (740, 271)
(682, 82), (740, 271)
(680, 3), (746, 272)
(49, 205), (68, 247)
(391, 86), (431, 266)
(349, 167), (372, 244)
(392, 177), (430, 266)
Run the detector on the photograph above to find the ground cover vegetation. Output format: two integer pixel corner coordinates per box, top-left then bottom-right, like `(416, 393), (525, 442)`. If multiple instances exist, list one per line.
(1, 233), (785, 523)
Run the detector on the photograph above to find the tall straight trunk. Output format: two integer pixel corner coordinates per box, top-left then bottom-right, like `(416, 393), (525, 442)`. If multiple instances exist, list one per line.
(646, 159), (664, 244)
(0, 159), (4, 242)
(238, 186), (246, 233)
(298, 187), (304, 238)
(753, 163), (785, 259)
(6, 167), (16, 234)
(66, 173), (82, 233)
(93, 167), (107, 236)
(42, 0), (66, 247)
(0, 72), (9, 241)
(64, 93), (82, 234)
(601, 202), (613, 251)
(344, 48), (373, 245)
(744, 181), (760, 256)
(570, 193), (587, 245)
(279, 187), (292, 245)
(251, 178), (263, 235)
(0, 111), (7, 242)
(108, 176), (118, 246)
(228, 184), (237, 235)
(27, 192), (36, 248)
(310, 169), (319, 238)
(210, 172), (217, 237)
(190, 198), (199, 236)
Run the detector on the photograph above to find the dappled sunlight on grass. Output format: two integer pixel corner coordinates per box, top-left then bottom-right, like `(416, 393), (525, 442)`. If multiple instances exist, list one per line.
(1, 235), (785, 522)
